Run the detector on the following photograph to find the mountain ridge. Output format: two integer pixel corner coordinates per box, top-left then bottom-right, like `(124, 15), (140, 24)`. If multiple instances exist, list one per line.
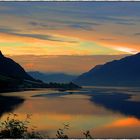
(28, 71), (78, 83)
(0, 51), (80, 91)
(74, 53), (140, 86)
(0, 51), (34, 81)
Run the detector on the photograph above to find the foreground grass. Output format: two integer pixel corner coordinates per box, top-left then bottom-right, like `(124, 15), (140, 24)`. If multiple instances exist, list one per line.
(0, 113), (92, 139)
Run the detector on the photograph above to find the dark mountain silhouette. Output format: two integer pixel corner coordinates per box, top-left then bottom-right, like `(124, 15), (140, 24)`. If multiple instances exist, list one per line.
(28, 71), (77, 83)
(0, 51), (80, 91)
(74, 53), (140, 86)
(0, 51), (43, 90)
(0, 51), (34, 81)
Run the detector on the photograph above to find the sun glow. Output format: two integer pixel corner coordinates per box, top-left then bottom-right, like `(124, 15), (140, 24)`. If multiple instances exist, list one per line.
(114, 46), (138, 54)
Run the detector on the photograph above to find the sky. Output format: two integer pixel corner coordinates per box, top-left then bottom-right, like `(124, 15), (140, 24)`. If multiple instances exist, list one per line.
(0, 2), (140, 74)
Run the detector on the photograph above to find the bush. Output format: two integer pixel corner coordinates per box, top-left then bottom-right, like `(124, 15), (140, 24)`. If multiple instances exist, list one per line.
(56, 123), (69, 139)
(0, 113), (44, 139)
(0, 113), (92, 139)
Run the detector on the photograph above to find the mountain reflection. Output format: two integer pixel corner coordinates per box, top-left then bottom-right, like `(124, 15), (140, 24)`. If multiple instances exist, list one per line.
(90, 92), (140, 119)
(32, 88), (140, 119)
(0, 95), (24, 117)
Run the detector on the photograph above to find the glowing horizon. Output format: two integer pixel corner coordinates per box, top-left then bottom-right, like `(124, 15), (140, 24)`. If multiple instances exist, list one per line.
(0, 2), (139, 56)
(0, 2), (140, 73)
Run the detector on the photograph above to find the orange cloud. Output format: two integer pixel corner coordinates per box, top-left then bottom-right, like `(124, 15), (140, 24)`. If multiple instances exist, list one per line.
(10, 55), (127, 74)
(42, 23), (140, 55)
(24, 63), (35, 69)
(107, 117), (140, 128)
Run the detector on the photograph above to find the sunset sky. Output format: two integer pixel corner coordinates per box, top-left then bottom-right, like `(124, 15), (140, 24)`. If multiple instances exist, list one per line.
(0, 2), (140, 74)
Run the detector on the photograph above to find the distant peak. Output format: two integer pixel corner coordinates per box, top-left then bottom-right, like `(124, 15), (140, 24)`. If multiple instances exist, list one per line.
(135, 52), (140, 55)
(0, 51), (4, 58)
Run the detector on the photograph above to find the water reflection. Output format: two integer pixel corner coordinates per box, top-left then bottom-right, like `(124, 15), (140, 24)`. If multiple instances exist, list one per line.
(0, 95), (24, 117)
(32, 87), (140, 119)
(93, 116), (140, 138)
(90, 92), (140, 119)
(1, 87), (140, 138)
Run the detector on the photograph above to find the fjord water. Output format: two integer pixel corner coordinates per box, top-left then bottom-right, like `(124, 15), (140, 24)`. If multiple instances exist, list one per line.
(1, 86), (140, 138)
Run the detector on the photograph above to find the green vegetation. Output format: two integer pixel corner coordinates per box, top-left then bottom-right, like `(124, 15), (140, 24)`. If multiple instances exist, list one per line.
(0, 113), (92, 139)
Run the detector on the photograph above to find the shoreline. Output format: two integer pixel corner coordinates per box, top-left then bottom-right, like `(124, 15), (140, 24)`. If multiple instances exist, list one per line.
(0, 86), (81, 94)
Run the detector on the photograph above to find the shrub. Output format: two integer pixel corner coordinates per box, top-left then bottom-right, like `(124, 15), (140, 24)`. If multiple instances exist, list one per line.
(56, 123), (69, 139)
(0, 113), (92, 139)
(0, 113), (44, 139)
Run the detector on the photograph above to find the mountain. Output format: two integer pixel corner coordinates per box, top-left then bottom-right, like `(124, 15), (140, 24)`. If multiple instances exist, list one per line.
(0, 51), (80, 91)
(0, 51), (41, 89)
(74, 53), (140, 86)
(0, 51), (34, 81)
(28, 71), (77, 83)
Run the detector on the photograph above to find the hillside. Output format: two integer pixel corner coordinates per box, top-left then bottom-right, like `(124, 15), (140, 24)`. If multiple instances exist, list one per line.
(0, 51), (34, 81)
(74, 53), (140, 86)
(0, 51), (80, 91)
(0, 51), (43, 90)
(28, 71), (77, 83)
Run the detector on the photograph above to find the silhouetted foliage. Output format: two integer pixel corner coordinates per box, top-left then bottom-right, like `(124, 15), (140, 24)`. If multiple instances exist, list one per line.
(45, 82), (81, 90)
(0, 113), (44, 139)
(56, 123), (69, 139)
(0, 113), (92, 139)
(83, 130), (92, 139)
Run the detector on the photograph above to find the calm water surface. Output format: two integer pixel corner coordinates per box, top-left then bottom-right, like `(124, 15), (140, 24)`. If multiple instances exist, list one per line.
(1, 86), (140, 138)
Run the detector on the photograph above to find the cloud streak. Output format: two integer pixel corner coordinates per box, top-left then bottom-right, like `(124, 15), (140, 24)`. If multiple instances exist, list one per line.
(10, 54), (128, 74)
(133, 33), (140, 36)
(0, 27), (77, 43)
(0, 2), (140, 56)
